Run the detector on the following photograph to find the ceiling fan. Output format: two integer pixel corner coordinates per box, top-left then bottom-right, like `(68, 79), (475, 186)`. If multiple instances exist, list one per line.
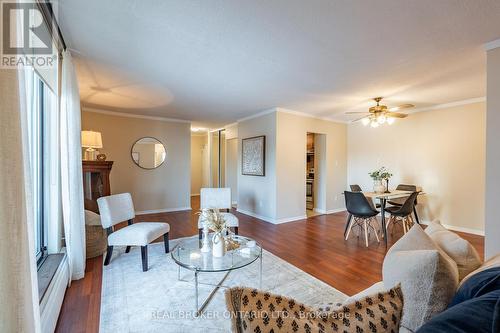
(346, 97), (414, 127)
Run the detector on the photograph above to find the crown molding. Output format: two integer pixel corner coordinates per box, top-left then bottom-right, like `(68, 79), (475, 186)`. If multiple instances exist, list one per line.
(223, 122), (238, 129)
(276, 107), (349, 124)
(407, 96), (485, 114)
(82, 107), (191, 124)
(237, 108), (278, 123)
(237, 107), (348, 124)
(485, 38), (500, 51)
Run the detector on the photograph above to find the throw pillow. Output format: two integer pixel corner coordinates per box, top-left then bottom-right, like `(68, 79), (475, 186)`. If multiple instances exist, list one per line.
(459, 253), (500, 287)
(383, 225), (458, 332)
(416, 289), (500, 333)
(84, 209), (102, 226)
(225, 284), (404, 333)
(448, 266), (500, 307)
(424, 220), (482, 280)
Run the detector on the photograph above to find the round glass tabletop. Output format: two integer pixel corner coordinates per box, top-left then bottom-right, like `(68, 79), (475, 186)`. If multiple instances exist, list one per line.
(171, 235), (262, 272)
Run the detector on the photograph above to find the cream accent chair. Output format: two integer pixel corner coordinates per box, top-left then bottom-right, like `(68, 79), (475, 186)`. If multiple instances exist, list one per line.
(198, 188), (239, 239)
(97, 193), (170, 272)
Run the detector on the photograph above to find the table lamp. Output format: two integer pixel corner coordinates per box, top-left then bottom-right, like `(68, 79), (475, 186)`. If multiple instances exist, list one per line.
(81, 130), (103, 160)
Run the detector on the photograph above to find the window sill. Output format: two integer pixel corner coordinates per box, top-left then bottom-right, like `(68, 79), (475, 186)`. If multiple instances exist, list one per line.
(37, 253), (64, 301)
(38, 252), (68, 333)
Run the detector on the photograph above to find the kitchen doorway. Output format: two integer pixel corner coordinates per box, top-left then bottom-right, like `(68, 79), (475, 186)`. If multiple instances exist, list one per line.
(306, 132), (326, 217)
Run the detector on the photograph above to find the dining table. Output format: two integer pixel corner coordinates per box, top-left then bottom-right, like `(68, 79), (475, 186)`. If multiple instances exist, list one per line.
(355, 189), (423, 246)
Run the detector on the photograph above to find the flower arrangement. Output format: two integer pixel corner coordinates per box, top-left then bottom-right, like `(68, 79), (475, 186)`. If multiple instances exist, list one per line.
(369, 167), (393, 181)
(198, 208), (227, 234)
(198, 208), (232, 257)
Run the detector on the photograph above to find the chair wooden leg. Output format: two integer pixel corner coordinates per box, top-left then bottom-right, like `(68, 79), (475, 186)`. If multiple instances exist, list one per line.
(413, 207), (420, 224)
(163, 232), (169, 253)
(363, 220), (369, 247)
(345, 217), (355, 240)
(141, 246), (148, 272)
(403, 218), (408, 234)
(125, 246), (131, 253)
(344, 214), (353, 238)
(198, 228), (202, 240)
(104, 246), (113, 265)
(372, 218), (380, 243)
(234, 227), (239, 235)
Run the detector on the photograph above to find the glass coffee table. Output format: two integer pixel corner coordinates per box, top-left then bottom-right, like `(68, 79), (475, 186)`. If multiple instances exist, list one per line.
(171, 235), (263, 315)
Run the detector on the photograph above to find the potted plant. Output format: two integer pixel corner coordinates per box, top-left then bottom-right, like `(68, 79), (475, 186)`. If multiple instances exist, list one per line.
(369, 167), (393, 193)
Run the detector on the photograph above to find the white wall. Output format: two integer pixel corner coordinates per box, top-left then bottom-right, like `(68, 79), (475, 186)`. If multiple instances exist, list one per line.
(82, 110), (191, 213)
(486, 46), (500, 258)
(191, 133), (207, 195)
(225, 123), (239, 203)
(225, 138), (238, 204)
(237, 111), (277, 221)
(348, 102), (486, 234)
(275, 110), (347, 220)
(236, 109), (347, 223)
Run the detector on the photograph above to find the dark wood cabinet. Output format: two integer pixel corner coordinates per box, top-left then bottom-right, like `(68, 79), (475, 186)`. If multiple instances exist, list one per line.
(82, 161), (113, 213)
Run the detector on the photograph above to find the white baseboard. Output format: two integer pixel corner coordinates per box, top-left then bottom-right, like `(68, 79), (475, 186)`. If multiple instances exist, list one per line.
(420, 220), (484, 236)
(236, 208), (306, 224)
(40, 254), (69, 333)
(314, 208), (326, 214)
(232, 200), (237, 206)
(136, 207), (192, 215)
(236, 208), (274, 223)
(326, 208), (346, 214)
(275, 215), (307, 224)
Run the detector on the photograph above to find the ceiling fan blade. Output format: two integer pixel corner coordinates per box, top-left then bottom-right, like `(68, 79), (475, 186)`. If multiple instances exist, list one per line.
(345, 111), (371, 115)
(386, 112), (408, 118)
(389, 104), (415, 112)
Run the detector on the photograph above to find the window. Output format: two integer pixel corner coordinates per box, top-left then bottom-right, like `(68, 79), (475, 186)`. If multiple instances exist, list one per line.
(26, 72), (55, 266)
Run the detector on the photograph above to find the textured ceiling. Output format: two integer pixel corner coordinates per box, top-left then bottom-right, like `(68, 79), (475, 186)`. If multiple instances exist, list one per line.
(56, 0), (500, 127)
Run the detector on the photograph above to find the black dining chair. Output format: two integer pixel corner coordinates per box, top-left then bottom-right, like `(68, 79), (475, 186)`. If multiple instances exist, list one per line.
(385, 192), (419, 235)
(344, 185), (382, 238)
(387, 184), (420, 224)
(350, 184), (362, 192)
(344, 191), (380, 247)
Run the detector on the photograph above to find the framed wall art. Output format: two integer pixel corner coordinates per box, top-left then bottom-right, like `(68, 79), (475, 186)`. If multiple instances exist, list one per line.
(241, 135), (265, 176)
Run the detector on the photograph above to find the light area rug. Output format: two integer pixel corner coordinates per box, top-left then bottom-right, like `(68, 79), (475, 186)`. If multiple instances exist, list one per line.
(100, 236), (347, 333)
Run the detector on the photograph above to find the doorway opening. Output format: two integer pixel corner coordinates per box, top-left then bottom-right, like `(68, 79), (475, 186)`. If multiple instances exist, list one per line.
(190, 130), (209, 197)
(209, 129), (226, 187)
(306, 132), (326, 218)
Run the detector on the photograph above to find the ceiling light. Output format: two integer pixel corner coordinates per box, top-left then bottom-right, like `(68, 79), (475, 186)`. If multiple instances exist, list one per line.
(377, 115), (386, 124)
(387, 117), (395, 125)
(370, 121), (379, 128)
(361, 117), (370, 126)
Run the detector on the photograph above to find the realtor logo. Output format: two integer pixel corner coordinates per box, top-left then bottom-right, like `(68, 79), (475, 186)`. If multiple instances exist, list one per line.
(1, 1), (56, 68)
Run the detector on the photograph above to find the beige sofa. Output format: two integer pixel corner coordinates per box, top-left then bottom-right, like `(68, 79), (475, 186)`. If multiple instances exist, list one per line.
(226, 222), (498, 333)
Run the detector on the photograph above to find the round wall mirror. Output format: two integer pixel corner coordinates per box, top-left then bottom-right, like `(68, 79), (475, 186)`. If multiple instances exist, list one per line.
(131, 137), (166, 169)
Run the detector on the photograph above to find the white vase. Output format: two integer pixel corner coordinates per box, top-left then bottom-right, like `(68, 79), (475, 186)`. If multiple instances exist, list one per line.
(212, 233), (226, 257)
(373, 180), (385, 193)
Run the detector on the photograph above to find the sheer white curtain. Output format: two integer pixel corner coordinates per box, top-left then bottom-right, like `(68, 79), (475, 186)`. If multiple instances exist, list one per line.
(0, 68), (41, 332)
(60, 50), (86, 281)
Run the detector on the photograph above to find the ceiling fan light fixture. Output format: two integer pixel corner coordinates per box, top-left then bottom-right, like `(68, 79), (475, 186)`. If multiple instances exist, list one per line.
(387, 117), (395, 125)
(361, 117), (370, 126)
(377, 115), (386, 124)
(370, 120), (379, 128)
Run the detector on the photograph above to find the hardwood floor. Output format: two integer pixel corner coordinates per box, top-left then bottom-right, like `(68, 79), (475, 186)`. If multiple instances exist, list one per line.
(55, 196), (484, 332)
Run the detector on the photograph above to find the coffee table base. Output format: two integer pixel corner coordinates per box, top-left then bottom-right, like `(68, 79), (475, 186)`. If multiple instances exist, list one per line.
(177, 254), (263, 316)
